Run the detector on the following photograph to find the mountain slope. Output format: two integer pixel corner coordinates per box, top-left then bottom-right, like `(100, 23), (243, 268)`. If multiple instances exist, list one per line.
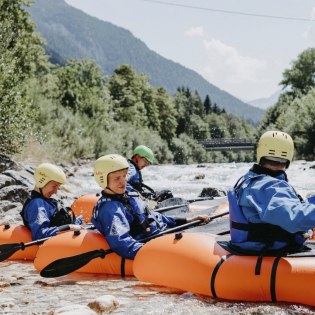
(27, 0), (264, 124)
(248, 90), (281, 110)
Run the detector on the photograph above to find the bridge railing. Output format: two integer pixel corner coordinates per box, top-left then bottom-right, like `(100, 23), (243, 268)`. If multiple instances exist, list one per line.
(197, 138), (256, 151)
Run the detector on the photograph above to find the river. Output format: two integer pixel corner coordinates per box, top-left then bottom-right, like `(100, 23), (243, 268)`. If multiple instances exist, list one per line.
(1, 160), (315, 314)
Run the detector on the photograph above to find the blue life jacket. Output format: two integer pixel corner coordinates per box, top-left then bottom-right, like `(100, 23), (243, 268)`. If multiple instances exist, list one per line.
(228, 175), (307, 252)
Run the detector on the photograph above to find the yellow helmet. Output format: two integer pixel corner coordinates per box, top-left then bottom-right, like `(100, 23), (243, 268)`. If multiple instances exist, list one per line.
(94, 154), (129, 189)
(34, 163), (67, 188)
(257, 131), (294, 167)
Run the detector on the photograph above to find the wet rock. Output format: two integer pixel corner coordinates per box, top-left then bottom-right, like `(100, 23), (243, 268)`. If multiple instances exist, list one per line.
(0, 281), (10, 288)
(0, 200), (23, 212)
(199, 187), (226, 197)
(0, 185), (29, 203)
(3, 169), (34, 188)
(87, 295), (119, 314)
(0, 174), (15, 189)
(48, 304), (97, 315)
(0, 155), (19, 173)
(194, 174), (205, 180)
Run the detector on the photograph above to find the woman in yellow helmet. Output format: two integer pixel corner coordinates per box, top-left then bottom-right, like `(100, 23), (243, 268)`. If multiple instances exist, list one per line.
(21, 163), (83, 240)
(92, 154), (210, 259)
(228, 130), (315, 254)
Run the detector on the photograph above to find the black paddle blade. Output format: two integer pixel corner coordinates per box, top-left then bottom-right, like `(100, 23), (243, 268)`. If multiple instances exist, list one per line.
(0, 243), (23, 262)
(40, 248), (112, 278)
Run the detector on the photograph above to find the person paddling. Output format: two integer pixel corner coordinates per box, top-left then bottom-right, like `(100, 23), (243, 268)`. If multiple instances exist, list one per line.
(127, 145), (173, 202)
(92, 154), (210, 259)
(21, 163), (83, 240)
(229, 130), (315, 254)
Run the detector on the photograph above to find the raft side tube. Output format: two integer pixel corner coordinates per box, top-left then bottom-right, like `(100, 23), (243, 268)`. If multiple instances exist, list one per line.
(33, 229), (133, 276)
(0, 224), (38, 260)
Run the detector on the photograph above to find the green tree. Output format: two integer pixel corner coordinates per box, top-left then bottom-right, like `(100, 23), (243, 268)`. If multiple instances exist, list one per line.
(281, 48), (315, 97)
(153, 87), (177, 142)
(54, 59), (112, 118)
(108, 64), (150, 128)
(0, 0), (48, 156)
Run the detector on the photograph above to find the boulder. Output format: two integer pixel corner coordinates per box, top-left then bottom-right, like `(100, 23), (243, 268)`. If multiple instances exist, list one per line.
(87, 295), (119, 314)
(0, 185), (29, 203)
(0, 200), (22, 212)
(3, 169), (34, 188)
(48, 304), (96, 315)
(0, 174), (15, 189)
(0, 155), (19, 173)
(199, 187), (226, 197)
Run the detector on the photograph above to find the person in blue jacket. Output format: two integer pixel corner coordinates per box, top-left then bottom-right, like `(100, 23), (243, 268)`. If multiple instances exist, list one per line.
(228, 130), (315, 254)
(127, 145), (173, 202)
(21, 163), (83, 240)
(92, 154), (210, 259)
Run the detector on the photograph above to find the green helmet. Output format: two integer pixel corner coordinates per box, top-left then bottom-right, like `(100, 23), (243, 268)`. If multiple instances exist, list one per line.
(132, 145), (154, 164)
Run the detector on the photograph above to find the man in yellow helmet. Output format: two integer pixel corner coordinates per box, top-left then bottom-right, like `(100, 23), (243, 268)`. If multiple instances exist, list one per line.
(92, 154), (210, 259)
(228, 130), (315, 254)
(21, 163), (83, 240)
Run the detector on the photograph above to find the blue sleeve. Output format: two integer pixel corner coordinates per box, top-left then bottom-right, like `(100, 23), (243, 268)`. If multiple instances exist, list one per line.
(23, 199), (59, 240)
(92, 201), (143, 259)
(240, 177), (315, 233)
(126, 163), (141, 192)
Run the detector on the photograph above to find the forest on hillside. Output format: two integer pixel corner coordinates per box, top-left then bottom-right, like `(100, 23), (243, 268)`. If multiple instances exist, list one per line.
(1, 0), (315, 163)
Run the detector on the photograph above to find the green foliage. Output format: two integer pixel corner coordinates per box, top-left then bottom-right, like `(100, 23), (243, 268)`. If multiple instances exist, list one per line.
(1, 0), (257, 164)
(0, 0), (49, 156)
(27, 0), (264, 124)
(258, 47), (315, 160)
(170, 134), (208, 164)
(281, 48), (315, 97)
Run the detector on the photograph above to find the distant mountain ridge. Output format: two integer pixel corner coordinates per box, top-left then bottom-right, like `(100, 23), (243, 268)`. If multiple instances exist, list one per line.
(248, 90), (282, 110)
(27, 0), (264, 124)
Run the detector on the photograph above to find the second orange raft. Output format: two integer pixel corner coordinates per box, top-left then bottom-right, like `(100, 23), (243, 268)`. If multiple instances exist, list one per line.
(133, 232), (315, 307)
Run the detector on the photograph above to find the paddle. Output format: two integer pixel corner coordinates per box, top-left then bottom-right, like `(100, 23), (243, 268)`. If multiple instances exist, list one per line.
(153, 203), (189, 213)
(0, 237), (50, 262)
(40, 210), (230, 278)
(155, 196), (214, 209)
(0, 225), (95, 262)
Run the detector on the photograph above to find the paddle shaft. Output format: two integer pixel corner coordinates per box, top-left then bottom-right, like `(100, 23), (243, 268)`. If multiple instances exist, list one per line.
(154, 203), (188, 213)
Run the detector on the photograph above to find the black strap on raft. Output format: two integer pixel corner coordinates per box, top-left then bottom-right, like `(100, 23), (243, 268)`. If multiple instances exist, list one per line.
(270, 257), (281, 302)
(210, 254), (234, 299)
(255, 255), (264, 275)
(120, 257), (126, 279)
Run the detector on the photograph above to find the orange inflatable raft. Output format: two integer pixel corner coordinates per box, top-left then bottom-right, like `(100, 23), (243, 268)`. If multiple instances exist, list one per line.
(34, 229), (134, 276)
(0, 224), (38, 260)
(134, 232), (315, 307)
(71, 193), (227, 223)
(71, 193), (100, 223)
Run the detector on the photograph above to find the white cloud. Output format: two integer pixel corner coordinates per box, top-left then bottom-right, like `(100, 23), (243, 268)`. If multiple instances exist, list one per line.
(200, 38), (269, 99)
(185, 26), (205, 37)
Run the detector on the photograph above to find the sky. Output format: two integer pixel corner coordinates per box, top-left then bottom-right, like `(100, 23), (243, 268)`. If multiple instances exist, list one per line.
(64, 0), (315, 102)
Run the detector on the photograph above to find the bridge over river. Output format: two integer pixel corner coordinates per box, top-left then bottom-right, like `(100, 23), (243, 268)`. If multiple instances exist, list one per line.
(197, 138), (256, 151)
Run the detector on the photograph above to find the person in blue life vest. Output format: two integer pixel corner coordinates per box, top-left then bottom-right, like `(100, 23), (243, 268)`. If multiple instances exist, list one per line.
(127, 145), (173, 202)
(228, 130), (315, 254)
(92, 154), (210, 259)
(21, 163), (83, 240)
